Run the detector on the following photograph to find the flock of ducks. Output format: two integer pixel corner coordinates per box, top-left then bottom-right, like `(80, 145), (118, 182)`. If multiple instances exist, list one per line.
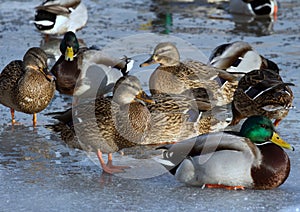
(0, 0), (294, 190)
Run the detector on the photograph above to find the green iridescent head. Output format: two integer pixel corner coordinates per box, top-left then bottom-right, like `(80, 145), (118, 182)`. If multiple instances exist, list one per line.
(240, 116), (294, 150)
(60, 31), (79, 61)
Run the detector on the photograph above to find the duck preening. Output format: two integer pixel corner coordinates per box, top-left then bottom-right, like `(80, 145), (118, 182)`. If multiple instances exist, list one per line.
(0, 47), (55, 126)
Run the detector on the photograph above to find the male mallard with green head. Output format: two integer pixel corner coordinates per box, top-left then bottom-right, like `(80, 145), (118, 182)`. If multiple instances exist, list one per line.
(51, 31), (133, 96)
(158, 116), (293, 190)
(0, 47), (55, 126)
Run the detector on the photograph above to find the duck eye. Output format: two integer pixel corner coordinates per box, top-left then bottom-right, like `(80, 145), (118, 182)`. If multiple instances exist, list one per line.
(260, 124), (267, 128)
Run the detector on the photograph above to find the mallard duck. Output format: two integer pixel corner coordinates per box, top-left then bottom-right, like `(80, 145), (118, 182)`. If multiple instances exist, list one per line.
(33, 0), (88, 35)
(50, 31), (133, 96)
(0, 47), (55, 126)
(47, 75), (155, 174)
(157, 115), (294, 190)
(143, 89), (231, 145)
(229, 0), (278, 16)
(140, 42), (237, 106)
(231, 69), (294, 126)
(141, 93), (226, 145)
(48, 74), (230, 173)
(120, 71), (229, 144)
(208, 41), (280, 103)
(209, 41), (279, 74)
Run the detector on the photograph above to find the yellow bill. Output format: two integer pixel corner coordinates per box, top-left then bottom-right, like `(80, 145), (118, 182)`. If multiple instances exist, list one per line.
(135, 90), (155, 104)
(65, 46), (74, 61)
(271, 132), (294, 151)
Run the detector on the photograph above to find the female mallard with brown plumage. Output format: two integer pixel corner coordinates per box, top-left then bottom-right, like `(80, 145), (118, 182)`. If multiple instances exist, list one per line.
(48, 75), (228, 173)
(230, 69), (294, 126)
(0, 47), (55, 126)
(157, 115), (293, 190)
(140, 42), (237, 106)
(208, 41), (280, 103)
(144, 92), (229, 144)
(47, 75), (155, 174)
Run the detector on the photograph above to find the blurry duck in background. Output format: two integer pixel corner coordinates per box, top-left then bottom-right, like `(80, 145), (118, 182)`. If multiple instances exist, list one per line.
(229, 0), (278, 17)
(143, 92), (229, 145)
(0, 47), (55, 126)
(50, 31), (133, 98)
(231, 15), (275, 36)
(230, 69), (294, 126)
(33, 0), (88, 36)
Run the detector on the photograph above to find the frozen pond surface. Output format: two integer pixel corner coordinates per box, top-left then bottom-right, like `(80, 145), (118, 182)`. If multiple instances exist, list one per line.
(0, 0), (300, 211)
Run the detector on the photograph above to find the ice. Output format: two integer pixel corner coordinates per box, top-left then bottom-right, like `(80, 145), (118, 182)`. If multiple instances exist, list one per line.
(0, 0), (300, 211)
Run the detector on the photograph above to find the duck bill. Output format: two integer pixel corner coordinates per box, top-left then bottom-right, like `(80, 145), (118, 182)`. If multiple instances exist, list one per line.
(45, 74), (55, 82)
(65, 46), (74, 61)
(42, 68), (55, 82)
(140, 56), (156, 67)
(271, 132), (294, 151)
(136, 91), (155, 104)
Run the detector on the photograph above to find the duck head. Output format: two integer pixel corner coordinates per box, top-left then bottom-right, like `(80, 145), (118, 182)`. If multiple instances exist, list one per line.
(240, 115), (294, 150)
(60, 31), (79, 61)
(23, 47), (55, 82)
(113, 76), (155, 106)
(140, 42), (180, 67)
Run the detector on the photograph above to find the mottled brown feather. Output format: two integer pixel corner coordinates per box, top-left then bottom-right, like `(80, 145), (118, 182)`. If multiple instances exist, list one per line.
(231, 69), (294, 125)
(0, 48), (55, 117)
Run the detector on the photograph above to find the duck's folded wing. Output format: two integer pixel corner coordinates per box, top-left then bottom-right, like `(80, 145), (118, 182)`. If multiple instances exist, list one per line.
(245, 81), (294, 101)
(35, 5), (71, 16)
(157, 132), (258, 168)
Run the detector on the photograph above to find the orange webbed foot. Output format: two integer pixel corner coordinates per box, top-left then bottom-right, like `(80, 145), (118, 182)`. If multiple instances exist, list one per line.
(203, 184), (245, 190)
(273, 119), (281, 127)
(97, 150), (130, 174)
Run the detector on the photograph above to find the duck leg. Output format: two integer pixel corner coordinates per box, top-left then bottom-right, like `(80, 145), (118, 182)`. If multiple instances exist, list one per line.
(10, 108), (16, 125)
(273, 119), (281, 127)
(204, 184), (245, 190)
(44, 34), (50, 43)
(97, 150), (129, 174)
(106, 153), (130, 169)
(33, 113), (37, 127)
